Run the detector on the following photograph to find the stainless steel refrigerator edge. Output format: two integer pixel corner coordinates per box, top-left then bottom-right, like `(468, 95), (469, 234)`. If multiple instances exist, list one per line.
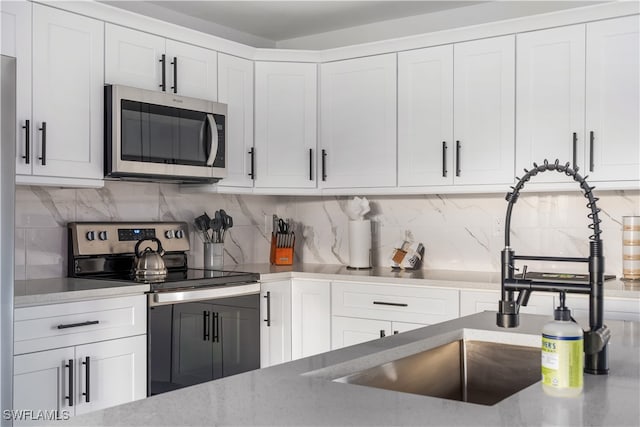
(1, 55), (16, 426)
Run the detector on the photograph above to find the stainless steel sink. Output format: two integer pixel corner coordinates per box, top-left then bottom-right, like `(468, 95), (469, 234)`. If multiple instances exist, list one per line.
(334, 339), (540, 406)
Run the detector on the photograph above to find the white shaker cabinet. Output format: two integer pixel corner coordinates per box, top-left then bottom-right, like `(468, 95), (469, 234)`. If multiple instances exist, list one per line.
(585, 16), (640, 182)
(217, 54), (254, 188)
(254, 62), (317, 189)
(398, 45), (454, 186)
(105, 24), (217, 101)
(331, 316), (391, 349)
(459, 289), (554, 317)
(260, 280), (292, 368)
(516, 25), (586, 182)
(320, 54), (397, 189)
(291, 279), (331, 359)
(453, 35), (515, 185)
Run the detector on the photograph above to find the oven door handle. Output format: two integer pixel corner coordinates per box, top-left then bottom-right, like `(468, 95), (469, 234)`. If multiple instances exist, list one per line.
(148, 283), (260, 307)
(205, 114), (218, 166)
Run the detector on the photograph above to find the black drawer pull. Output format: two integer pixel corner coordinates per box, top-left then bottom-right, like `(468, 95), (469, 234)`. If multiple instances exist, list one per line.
(373, 301), (408, 307)
(57, 320), (99, 329)
(82, 356), (90, 403)
(572, 132), (577, 169)
(159, 54), (166, 91)
(22, 119), (30, 164)
(39, 122), (46, 165)
(263, 291), (271, 327)
(380, 330), (386, 338)
(65, 359), (74, 407)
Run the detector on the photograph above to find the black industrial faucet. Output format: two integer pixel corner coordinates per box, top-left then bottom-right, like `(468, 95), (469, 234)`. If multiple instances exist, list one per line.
(497, 159), (610, 375)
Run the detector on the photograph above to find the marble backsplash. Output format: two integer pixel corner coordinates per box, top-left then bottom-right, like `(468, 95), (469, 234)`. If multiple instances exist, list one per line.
(14, 182), (639, 280)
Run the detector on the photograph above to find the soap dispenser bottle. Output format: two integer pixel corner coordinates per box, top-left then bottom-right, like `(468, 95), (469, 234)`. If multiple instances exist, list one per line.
(542, 292), (584, 397)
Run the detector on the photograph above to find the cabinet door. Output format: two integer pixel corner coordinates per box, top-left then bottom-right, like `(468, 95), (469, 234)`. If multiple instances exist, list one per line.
(31, 5), (103, 179)
(1, 0), (32, 175)
(171, 303), (214, 387)
(516, 25), (586, 182)
(331, 316), (390, 350)
(586, 16), (640, 181)
(453, 35), (515, 185)
(260, 281), (292, 368)
(165, 39), (217, 101)
(14, 347), (75, 425)
(213, 304), (260, 378)
(254, 62), (317, 188)
(105, 24), (165, 91)
(398, 45), (454, 186)
(291, 279), (331, 359)
(217, 53), (254, 188)
(74, 335), (146, 415)
(320, 54), (396, 188)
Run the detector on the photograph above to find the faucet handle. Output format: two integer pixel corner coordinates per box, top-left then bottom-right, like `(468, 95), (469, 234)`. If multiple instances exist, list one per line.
(516, 289), (532, 308)
(521, 265), (528, 279)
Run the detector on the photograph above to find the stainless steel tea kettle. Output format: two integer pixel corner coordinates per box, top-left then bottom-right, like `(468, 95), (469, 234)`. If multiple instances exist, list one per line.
(133, 237), (167, 281)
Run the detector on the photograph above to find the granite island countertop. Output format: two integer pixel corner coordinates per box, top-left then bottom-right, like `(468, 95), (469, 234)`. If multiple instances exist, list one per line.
(65, 311), (640, 426)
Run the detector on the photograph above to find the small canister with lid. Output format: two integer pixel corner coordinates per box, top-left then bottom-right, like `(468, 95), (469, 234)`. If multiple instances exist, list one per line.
(623, 216), (640, 281)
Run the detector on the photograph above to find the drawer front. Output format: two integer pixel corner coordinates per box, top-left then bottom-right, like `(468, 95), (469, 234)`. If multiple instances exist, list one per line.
(459, 290), (554, 317)
(561, 295), (640, 322)
(332, 281), (459, 324)
(14, 295), (146, 355)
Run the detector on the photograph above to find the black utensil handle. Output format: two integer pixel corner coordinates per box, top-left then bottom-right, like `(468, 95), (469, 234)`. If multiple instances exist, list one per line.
(455, 140), (460, 177)
(309, 148), (313, 181)
(39, 122), (46, 166)
(572, 132), (577, 169)
(589, 130), (594, 172)
(203, 311), (210, 341)
(22, 119), (30, 164)
(442, 141), (447, 177)
(159, 54), (166, 91)
(380, 330), (386, 338)
(321, 149), (327, 181)
(248, 147), (255, 179)
(66, 359), (74, 407)
(213, 312), (219, 343)
(171, 57), (177, 93)
(57, 320), (99, 329)
(82, 356), (90, 403)
(373, 301), (408, 307)
(264, 291), (271, 326)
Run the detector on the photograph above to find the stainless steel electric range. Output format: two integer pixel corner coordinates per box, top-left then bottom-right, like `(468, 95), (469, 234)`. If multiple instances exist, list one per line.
(67, 222), (261, 396)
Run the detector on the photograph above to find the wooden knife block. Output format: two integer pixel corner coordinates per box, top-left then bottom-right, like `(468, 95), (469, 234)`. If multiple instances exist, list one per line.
(270, 234), (295, 265)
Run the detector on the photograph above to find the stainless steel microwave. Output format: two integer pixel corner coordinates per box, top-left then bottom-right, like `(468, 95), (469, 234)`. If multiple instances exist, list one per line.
(105, 84), (227, 183)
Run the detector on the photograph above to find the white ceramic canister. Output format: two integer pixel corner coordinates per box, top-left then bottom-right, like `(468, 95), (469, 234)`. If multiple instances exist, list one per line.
(348, 220), (372, 268)
(623, 216), (640, 280)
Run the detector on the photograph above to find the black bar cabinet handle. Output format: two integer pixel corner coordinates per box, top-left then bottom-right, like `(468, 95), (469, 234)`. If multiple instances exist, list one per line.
(263, 291), (271, 327)
(455, 140), (461, 177)
(82, 356), (90, 403)
(380, 330), (386, 338)
(589, 131), (594, 172)
(309, 148), (313, 181)
(442, 141), (447, 177)
(572, 132), (577, 169)
(57, 320), (99, 330)
(66, 359), (74, 407)
(393, 331), (399, 335)
(213, 312), (219, 343)
(203, 311), (210, 341)
(248, 147), (255, 180)
(321, 149), (327, 181)
(171, 57), (177, 93)
(39, 122), (46, 166)
(373, 301), (408, 307)
(159, 54), (166, 91)
(22, 120), (30, 164)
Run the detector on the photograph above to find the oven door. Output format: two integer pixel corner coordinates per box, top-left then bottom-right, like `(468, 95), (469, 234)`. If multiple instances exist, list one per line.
(106, 84), (227, 182)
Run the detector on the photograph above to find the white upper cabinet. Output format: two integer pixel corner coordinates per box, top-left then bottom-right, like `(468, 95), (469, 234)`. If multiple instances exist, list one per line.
(254, 62), (317, 188)
(516, 25), (586, 182)
(30, 4), (104, 181)
(105, 24), (217, 101)
(453, 35), (515, 185)
(398, 45), (454, 186)
(320, 54), (397, 189)
(217, 54), (254, 188)
(585, 16), (639, 181)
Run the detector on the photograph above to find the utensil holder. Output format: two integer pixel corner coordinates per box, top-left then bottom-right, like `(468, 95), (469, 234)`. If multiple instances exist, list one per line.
(204, 242), (224, 270)
(270, 234), (295, 265)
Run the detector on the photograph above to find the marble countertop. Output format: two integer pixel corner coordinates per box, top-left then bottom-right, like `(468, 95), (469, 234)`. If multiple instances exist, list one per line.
(14, 277), (149, 308)
(65, 311), (640, 426)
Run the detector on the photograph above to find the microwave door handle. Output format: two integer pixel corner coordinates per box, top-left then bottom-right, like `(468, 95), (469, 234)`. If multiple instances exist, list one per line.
(206, 114), (218, 166)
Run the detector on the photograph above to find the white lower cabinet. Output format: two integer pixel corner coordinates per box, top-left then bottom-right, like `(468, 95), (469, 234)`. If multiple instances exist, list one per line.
(13, 295), (147, 423)
(459, 289), (554, 317)
(331, 316), (427, 350)
(260, 280), (292, 368)
(562, 295), (640, 322)
(291, 279), (331, 359)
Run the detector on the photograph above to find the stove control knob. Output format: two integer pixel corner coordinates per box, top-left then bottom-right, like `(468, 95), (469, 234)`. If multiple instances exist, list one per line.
(86, 231), (96, 241)
(175, 229), (184, 239)
(165, 230), (174, 239)
(98, 231), (108, 241)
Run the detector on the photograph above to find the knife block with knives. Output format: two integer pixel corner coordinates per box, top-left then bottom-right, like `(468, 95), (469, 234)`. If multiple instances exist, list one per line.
(270, 215), (295, 265)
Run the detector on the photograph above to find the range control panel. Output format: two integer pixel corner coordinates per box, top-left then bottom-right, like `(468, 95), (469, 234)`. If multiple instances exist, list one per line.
(69, 222), (190, 256)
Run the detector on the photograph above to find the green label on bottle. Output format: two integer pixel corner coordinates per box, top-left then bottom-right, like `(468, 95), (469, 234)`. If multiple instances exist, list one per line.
(542, 334), (583, 389)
